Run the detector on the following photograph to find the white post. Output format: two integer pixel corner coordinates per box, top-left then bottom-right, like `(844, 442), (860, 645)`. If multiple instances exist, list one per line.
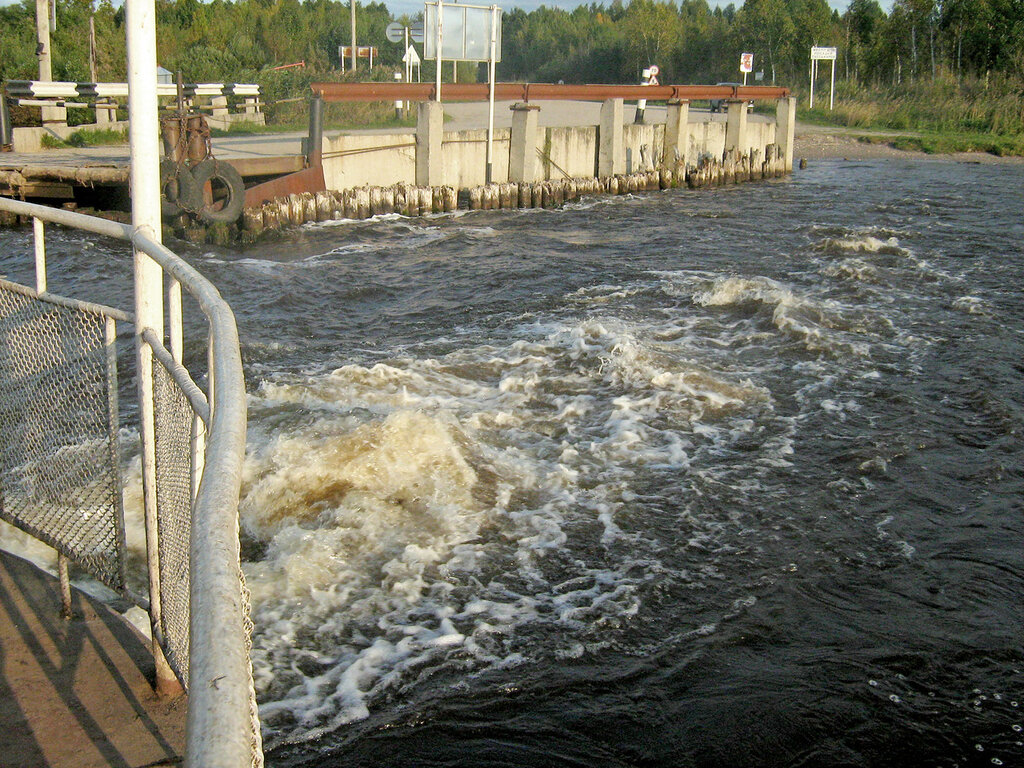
(126, 0), (179, 699)
(809, 58), (816, 110)
(829, 59), (835, 111)
(33, 217), (46, 294)
(485, 6), (498, 184)
(435, 0), (443, 102)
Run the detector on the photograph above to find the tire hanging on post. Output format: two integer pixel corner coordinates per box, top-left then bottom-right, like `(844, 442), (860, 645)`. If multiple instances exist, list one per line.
(189, 158), (246, 224)
(159, 158), (202, 218)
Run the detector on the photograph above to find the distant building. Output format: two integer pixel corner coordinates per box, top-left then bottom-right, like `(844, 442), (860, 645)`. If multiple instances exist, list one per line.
(157, 67), (173, 85)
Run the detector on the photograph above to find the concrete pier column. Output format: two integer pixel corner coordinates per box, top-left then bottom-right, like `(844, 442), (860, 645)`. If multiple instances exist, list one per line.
(599, 98), (625, 177)
(95, 100), (113, 126)
(210, 95), (229, 122)
(416, 100), (444, 187)
(662, 98), (689, 169)
(509, 102), (541, 183)
(776, 95), (796, 172)
(725, 100), (748, 154)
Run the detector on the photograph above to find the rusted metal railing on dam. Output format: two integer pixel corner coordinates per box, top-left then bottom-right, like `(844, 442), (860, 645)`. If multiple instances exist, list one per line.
(308, 81), (790, 104)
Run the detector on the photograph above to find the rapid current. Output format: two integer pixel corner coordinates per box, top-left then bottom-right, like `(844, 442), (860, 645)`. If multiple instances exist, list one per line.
(2, 157), (1023, 767)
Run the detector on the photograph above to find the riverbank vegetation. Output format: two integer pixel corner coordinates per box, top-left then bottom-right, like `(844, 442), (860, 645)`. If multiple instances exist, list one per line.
(1, 0), (1021, 151)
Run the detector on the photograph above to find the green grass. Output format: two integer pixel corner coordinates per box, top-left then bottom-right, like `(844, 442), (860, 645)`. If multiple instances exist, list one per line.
(794, 72), (1024, 157)
(858, 132), (1024, 156)
(40, 127), (129, 148)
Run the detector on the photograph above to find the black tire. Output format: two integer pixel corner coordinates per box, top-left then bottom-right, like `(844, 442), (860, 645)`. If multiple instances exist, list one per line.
(189, 158), (246, 224)
(160, 158), (202, 217)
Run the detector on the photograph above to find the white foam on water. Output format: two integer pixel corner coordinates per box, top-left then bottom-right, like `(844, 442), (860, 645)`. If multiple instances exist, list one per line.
(240, 297), (792, 747)
(952, 295), (990, 315)
(691, 275), (877, 357)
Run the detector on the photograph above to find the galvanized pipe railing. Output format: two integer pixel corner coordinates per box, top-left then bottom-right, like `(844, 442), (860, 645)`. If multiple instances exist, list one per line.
(0, 195), (260, 768)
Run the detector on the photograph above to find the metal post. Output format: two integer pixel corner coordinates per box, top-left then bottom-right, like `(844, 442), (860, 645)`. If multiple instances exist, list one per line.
(33, 217), (47, 294)
(809, 59), (816, 110)
(485, 6), (498, 185)
(168, 279), (183, 363)
(58, 553), (72, 619)
(829, 59), (835, 111)
(307, 94), (323, 166)
(105, 316), (128, 595)
(0, 86), (11, 148)
(126, 0), (180, 699)
(435, 0), (443, 103)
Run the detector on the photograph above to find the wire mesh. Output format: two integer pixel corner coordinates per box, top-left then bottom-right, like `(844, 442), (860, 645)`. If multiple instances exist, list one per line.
(0, 283), (126, 592)
(152, 356), (196, 685)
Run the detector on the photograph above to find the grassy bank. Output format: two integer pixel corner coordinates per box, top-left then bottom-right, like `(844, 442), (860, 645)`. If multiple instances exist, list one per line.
(797, 73), (1024, 156)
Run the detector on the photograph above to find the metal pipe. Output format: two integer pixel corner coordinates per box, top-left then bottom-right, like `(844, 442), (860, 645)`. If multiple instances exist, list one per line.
(311, 81), (790, 103)
(33, 217), (47, 294)
(58, 552), (72, 619)
(0, 87), (12, 148)
(485, 6), (498, 185)
(307, 94), (323, 167)
(126, 0), (178, 700)
(435, 0), (443, 103)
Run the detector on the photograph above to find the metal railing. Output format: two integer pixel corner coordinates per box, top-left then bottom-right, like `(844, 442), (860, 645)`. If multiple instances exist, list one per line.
(0, 196), (262, 768)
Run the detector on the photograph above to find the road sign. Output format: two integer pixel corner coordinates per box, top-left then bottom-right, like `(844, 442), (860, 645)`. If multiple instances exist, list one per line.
(811, 46), (837, 60)
(385, 22), (404, 43)
(403, 45), (421, 65)
(424, 2), (502, 62)
(648, 64), (659, 77)
(740, 52), (754, 73)
(409, 21), (424, 43)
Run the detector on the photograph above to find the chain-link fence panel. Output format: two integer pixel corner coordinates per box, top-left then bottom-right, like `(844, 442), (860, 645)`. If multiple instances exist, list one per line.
(0, 282), (126, 592)
(153, 357), (196, 685)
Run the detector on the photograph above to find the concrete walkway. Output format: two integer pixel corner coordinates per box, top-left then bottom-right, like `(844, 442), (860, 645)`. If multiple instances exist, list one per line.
(0, 550), (186, 768)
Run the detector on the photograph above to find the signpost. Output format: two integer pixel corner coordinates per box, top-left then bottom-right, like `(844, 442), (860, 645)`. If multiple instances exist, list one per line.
(424, 2), (503, 179)
(339, 45), (377, 72)
(740, 52), (753, 85)
(810, 45), (837, 110)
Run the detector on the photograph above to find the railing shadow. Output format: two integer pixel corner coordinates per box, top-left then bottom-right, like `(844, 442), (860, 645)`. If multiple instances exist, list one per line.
(0, 550), (185, 767)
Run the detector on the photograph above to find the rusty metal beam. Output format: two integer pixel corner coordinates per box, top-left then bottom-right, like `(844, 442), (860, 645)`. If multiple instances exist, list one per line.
(311, 81), (790, 104)
(243, 163), (325, 208)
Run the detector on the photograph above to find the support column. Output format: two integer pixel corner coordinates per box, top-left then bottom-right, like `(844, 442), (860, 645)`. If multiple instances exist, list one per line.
(776, 95), (796, 172)
(598, 98), (624, 177)
(210, 94), (229, 123)
(662, 98), (689, 169)
(725, 100), (748, 154)
(508, 102), (540, 183)
(416, 100), (444, 187)
(35, 0), (66, 128)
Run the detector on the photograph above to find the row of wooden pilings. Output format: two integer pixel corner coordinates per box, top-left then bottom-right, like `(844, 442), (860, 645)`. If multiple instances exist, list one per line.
(235, 145), (787, 240)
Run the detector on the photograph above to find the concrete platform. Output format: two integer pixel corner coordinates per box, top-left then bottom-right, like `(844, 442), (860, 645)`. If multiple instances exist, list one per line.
(0, 550), (186, 768)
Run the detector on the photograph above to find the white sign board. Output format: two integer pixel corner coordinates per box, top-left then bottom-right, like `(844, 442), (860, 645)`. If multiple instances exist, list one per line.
(740, 52), (754, 73)
(811, 46), (837, 60)
(403, 46), (421, 65)
(424, 2), (502, 62)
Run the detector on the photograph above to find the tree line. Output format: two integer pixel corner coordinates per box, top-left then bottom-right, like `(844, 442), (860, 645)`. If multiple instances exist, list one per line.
(1, 0), (1021, 91)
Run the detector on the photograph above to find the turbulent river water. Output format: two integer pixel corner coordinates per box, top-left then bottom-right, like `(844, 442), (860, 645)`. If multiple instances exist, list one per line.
(2, 157), (1024, 767)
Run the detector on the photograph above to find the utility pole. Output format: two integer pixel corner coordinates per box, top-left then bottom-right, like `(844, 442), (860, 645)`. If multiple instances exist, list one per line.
(35, 0), (52, 81)
(35, 0), (66, 127)
(350, 0), (357, 72)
